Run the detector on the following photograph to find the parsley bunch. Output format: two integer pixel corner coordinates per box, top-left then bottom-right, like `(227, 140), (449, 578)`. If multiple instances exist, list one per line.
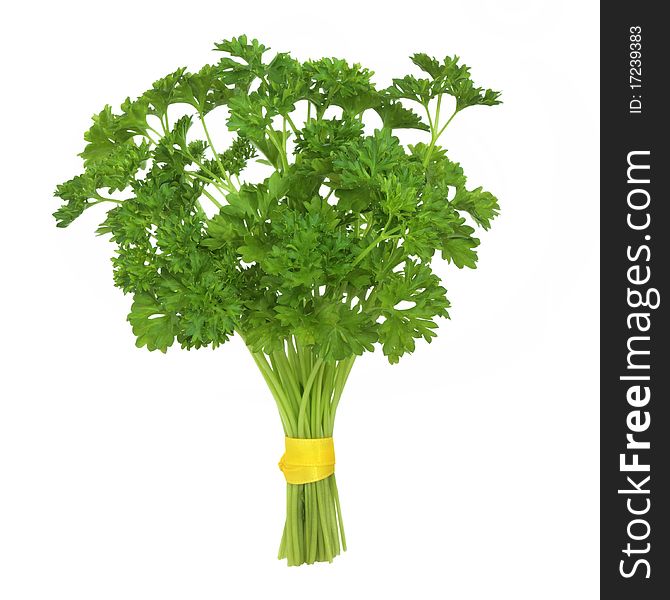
(54, 35), (501, 565)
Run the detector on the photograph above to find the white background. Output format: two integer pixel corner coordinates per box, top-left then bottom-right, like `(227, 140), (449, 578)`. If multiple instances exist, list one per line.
(0, 1), (599, 598)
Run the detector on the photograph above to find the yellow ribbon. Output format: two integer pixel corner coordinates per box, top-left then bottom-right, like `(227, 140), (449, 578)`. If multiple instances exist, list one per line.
(278, 437), (335, 484)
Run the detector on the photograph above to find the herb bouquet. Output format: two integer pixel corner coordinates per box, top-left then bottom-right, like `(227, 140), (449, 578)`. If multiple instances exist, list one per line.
(54, 36), (501, 566)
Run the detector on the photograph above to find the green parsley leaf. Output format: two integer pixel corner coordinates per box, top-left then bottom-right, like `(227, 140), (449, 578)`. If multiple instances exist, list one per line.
(54, 36), (501, 363)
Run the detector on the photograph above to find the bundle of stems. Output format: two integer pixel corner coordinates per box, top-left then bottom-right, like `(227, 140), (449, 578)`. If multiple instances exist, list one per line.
(248, 337), (355, 565)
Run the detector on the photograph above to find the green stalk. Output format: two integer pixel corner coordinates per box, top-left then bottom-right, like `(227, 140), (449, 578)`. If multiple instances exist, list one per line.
(331, 475), (347, 550)
(322, 478), (339, 555)
(289, 484), (301, 564)
(298, 358), (324, 437)
(304, 484), (314, 562)
(199, 111), (237, 191)
(308, 484), (318, 563)
(249, 351), (296, 435)
(247, 339), (352, 565)
(272, 349), (302, 409)
(423, 100), (460, 166)
(312, 365), (324, 437)
(287, 337), (302, 382)
(330, 357), (355, 427)
(315, 480), (333, 560)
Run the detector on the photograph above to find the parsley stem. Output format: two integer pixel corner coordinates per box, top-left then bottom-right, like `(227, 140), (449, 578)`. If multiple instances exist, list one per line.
(434, 94), (443, 131)
(273, 349), (302, 408)
(327, 357), (355, 433)
(91, 195), (123, 205)
(199, 112), (237, 191)
(287, 337), (302, 382)
(282, 118), (289, 162)
(423, 105), (459, 166)
(187, 171), (228, 193)
(351, 225), (402, 267)
(267, 128), (289, 170)
(147, 125), (162, 137)
(285, 114), (299, 136)
(249, 350), (297, 435)
(423, 103), (434, 131)
(331, 475), (347, 550)
(184, 157), (232, 194)
(298, 358), (324, 437)
(144, 132), (159, 146)
(199, 187), (223, 210)
(434, 108), (459, 140)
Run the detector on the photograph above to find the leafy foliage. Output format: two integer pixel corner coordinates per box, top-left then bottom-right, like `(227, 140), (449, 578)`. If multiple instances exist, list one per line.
(54, 35), (501, 363)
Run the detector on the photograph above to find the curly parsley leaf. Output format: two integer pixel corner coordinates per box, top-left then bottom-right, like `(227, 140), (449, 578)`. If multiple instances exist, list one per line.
(53, 36), (501, 363)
